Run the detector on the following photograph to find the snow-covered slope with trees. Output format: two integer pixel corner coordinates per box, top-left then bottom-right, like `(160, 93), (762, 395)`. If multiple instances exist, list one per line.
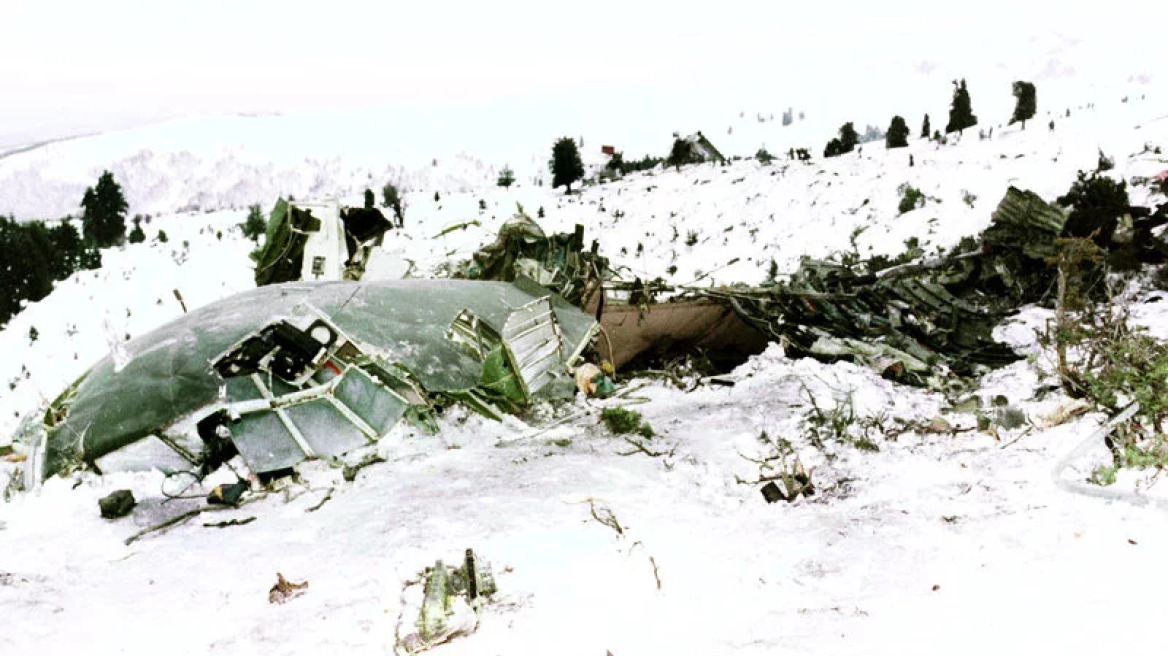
(2, 88), (1168, 655)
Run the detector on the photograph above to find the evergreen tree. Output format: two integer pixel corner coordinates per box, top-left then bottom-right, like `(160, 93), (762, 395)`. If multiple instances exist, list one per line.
(824, 122), (858, 158)
(921, 114), (931, 139)
(79, 243), (102, 270)
(382, 183), (403, 226)
(80, 170), (129, 248)
(497, 166), (515, 188)
(1057, 171), (1129, 244)
(0, 216), (52, 325)
(667, 138), (698, 171)
(946, 79), (978, 133)
(128, 217), (146, 244)
(550, 137), (585, 192)
(840, 122), (859, 151)
(363, 188), (375, 210)
(886, 116), (910, 149)
(241, 204), (266, 243)
(47, 221), (84, 280)
(1010, 81), (1037, 128)
(157, 229), (169, 243)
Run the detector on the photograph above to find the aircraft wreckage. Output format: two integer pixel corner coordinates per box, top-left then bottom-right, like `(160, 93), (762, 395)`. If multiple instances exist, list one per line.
(20, 278), (596, 487)
(13, 185), (1165, 487)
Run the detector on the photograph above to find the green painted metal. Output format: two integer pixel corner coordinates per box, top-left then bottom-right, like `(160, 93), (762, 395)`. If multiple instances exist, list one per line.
(40, 279), (596, 479)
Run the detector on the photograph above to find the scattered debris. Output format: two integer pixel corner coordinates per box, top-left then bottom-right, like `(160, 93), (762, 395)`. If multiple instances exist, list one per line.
(268, 572), (309, 605)
(394, 549), (497, 654)
(703, 187), (1168, 388)
(304, 487), (333, 513)
(1038, 399), (1092, 428)
(254, 198), (392, 286)
(574, 362), (614, 397)
(203, 516), (256, 528)
(462, 207), (767, 371)
(206, 481), (249, 506)
(124, 508), (204, 545)
(756, 457), (814, 503)
(343, 454), (387, 482)
(760, 481), (785, 504)
(98, 490), (136, 518)
(586, 499), (626, 537)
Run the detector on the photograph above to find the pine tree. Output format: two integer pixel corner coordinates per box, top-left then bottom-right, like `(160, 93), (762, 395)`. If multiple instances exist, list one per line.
(946, 79), (978, 134)
(1010, 81), (1037, 128)
(1057, 171), (1129, 243)
(550, 137), (585, 192)
(921, 114), (931, 139)
(80, 170), (128, 248)
(497, 166), (515, 188)
(128, 217), (146, 244)
(47, 221), (84, 281)
(0, 216), (52, 325)
(382, 183), (403, 226)
(824, 122), (859, 158)
(667, 138), (696, 171)
(241, 204), (266, 243)
(839, 122), (858, 151)
(886, 116), (910, 149)
(363, 189), (375, 210)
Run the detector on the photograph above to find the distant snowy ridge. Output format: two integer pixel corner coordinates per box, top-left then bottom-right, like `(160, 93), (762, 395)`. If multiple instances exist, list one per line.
(0, 115), (520, 221)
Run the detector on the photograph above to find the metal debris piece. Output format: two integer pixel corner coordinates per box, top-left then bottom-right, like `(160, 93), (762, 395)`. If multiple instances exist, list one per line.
(268, 572), (309, 604)
(98, 489), (135, 518)
(395, 550), (496, 655)
(254, 199), (392, 286)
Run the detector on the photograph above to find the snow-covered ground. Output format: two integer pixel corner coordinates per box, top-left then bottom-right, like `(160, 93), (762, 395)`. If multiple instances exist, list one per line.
(3, 89), (1168, 655)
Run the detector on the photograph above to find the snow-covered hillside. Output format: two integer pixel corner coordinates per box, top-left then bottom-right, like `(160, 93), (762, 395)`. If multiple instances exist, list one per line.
(3, 90), (1168, 655)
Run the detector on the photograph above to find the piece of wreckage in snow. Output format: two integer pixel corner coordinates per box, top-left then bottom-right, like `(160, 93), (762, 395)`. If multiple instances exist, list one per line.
(253, 198), (394, 286)
(702, 186), (1167, 387)
(20, 279), (596, 485)
(458, 210), (770, 371)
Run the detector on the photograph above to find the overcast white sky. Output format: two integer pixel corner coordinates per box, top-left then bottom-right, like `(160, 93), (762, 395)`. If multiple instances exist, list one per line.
(0, 0), (1158, 146)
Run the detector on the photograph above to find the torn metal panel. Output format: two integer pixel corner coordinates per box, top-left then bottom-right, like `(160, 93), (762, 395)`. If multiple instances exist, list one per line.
(502, 296), (564, 399)
(253, 199), (393, 287)
(447, 310), (502, 363)
(464, 209), (608, 308)
(332, 367), (410, 436)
